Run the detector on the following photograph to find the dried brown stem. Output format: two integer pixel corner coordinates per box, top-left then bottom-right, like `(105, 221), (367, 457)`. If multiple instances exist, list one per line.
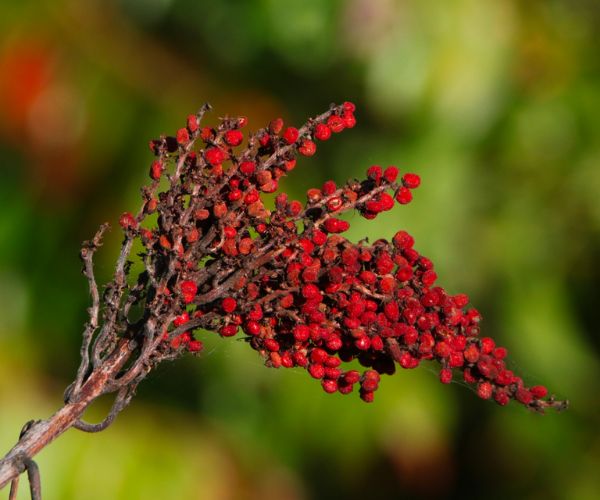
(72, 223), (110, 396)
(0, 339), (136, 490)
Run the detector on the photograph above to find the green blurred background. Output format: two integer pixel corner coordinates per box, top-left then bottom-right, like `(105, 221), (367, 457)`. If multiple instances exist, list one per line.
(1, 0), (599, 498)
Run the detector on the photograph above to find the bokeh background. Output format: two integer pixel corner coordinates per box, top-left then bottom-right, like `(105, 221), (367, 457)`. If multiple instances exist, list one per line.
(1, 0), (599, 498)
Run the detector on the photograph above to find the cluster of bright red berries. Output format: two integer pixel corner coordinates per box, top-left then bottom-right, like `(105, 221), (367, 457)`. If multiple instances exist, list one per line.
(119, 101), (558, 412)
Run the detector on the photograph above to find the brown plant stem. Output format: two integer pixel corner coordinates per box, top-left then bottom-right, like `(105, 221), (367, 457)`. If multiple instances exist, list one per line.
(0, 339), (136, 491)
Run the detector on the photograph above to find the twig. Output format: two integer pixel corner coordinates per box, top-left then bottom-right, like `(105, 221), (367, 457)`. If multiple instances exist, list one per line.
(72, 223), (110, 396)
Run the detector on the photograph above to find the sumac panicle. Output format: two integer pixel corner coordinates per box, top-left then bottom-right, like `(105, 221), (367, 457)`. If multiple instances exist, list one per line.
(127, 101), (566, 412)
(0, 101), (568, 497)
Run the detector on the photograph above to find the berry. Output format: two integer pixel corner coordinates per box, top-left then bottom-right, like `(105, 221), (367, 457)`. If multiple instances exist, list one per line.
(283, 127), (299, 144)
(176, 128), (190, 144)
(383, 166), (399, 183)
(244, 321), (261, 336)
(314, 123), (331, 141)
(269, 118), (284, 134)
(239, 161), (256, 175)
(205, 147), (226, 166)
(222, 297), (237, 313)
(150, 160), (164, 180)
(477, 381), (493, 400)
(180, 281), (197, 304)
(323, 218), (350, 233)
(119, 212), (137, 230)
(440, 368), (453, 384)
(327, 115), (345, 133)
(187, 115), (199, 132)
(322, 379), (338, 393)
(173, 312), (190, 327)
(402, 173), (421, 189)
(343, 101), (356, 112)
(367, 165), (382, 182)
(298, 139), (317, 156)
(342, 112), (356, 128)
(395, 187), (413, 204)
(188, 340), (203, 352)
(220, 325), (238, 337)
(225, 130), (244, 146)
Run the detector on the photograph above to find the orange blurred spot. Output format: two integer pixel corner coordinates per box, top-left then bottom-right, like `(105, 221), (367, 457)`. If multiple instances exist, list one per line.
(0, 40), (55, 127)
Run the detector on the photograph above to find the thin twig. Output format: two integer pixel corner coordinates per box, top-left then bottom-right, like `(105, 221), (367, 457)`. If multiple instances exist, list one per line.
(73, 386), (133, 433)
(72, 223), (110, 396)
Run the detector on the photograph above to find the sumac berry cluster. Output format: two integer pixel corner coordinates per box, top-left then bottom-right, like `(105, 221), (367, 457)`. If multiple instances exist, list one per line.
(119, 101), (564, 413)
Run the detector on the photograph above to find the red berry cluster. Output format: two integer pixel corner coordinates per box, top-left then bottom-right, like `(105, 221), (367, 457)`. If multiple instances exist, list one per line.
(120, 101), (564, 413)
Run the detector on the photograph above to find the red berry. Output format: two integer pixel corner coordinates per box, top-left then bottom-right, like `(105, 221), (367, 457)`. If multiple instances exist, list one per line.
(176, 128), (190, 144)
(323, 218), (349, 233)
(312, 230), (327, 246)
(440, 368), (453, 384)
(530, 385), (548, 399)
(205, 147), (226, 166)
(493, 347), (508, 360)
(180, 281), (197, 304)
(516, 388), (533, 405)
(287, 200), (303, 216)
(119, 212), (137, 230)
(310, 348), (328, 364)
(224, 226), (237, 239)
(293, 325), (310, 342)
(421, 270), (437, 287)
(379, 193), (395, 211)
(355, 336), (371, 351)
(494, 389), (510, 406)
(244, 190), (260, 204)
(264, 338), (280, 352)
(173, 312), (190, 327)
(309, 363), (325, 379)
(314, 123), (331, 141)
(225, 130), (244, 146)
(220, 325), (238, 337)
(360, 390), (374, 403)
(187, 340), (203, 353)
(367, 165), (382, 182)
(298, 139), (317, 156)
(343, 101), (356, 113)
(477, 381), (493, 400)
(301, 284), (321, 300)
(464, 344), (480, 364)
(383, 166), (399, 183)
(150, 160), (164, 180)
(222, 297), (237, 313)
(244, 321), (261, 336)
(327, 115), (345, 133)
(239, 161), (256, 175)
(395, 187), (413, 204)
(480, 337), (495, 355)
(393, 230), (414, 250)
(269, 118), (284, 134)
(342, 112), (356, 129)
(322, 379), (338, 393)
(200, 127), (214, 142)
(402, 173), (421, 189)
(322, 180), (337, 195)
(187, 115), (199, 132)
(282, 127), (299, 144)
(281, 352), (294, 368)
(151, 230), (170, 251)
